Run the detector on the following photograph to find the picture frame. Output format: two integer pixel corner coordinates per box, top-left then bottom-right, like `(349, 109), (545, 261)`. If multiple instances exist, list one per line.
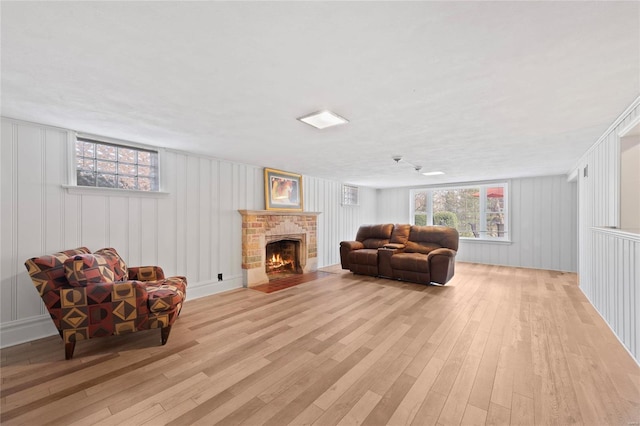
(264, 168), (303, 211)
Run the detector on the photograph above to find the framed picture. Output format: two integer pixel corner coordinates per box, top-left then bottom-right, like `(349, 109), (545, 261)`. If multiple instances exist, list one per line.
(264, 168), (303, 211)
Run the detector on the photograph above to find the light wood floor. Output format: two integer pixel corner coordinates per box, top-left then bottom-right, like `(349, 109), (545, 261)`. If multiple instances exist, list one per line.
(1, 263), (639, 425)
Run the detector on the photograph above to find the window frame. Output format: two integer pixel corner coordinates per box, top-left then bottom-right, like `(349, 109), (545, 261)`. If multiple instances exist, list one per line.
(65, 133), (168, 197)
(342, 184), (359, 206)
(410, 182), (510, 242)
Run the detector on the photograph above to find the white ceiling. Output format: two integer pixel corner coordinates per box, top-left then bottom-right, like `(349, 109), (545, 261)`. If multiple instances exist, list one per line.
(2, 1), (639, 188)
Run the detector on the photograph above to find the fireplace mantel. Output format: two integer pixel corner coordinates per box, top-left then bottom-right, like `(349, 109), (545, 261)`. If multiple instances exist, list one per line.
(238, 210), (321, 287)
(238, 210), (321, 217)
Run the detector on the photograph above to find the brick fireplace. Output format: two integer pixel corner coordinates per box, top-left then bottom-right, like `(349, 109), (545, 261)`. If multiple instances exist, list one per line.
(239, 210), (320, 287)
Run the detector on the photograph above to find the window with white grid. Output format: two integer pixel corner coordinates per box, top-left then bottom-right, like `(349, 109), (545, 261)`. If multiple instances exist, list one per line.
(342, 184), (359, 206)
(75, 137), (159, 192)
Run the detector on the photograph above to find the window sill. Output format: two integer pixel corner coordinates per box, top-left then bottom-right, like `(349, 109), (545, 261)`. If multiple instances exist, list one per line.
(62, 185), (170, 198)
(460, 237), (512, 245)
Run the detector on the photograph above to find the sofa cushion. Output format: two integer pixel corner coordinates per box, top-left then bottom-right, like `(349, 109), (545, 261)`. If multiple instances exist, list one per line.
(64, 252), (123, 287)
(95, 248), (128, 280)
(405, 242), (442, 254)
(407, 226), (459, 252)
(356, 224), (393, 242)
(390, 252), (430, 273)
(390, 224), (411, 244)
(348, 249), (379, 266)
(25, 247), (92, 295)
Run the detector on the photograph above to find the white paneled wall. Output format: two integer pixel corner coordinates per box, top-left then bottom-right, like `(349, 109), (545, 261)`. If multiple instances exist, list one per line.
(304, 179), (377, 267)
(375, 176), (577, 272)
(573, 97), (640, 362)
(375, 186), (411, 224)
(0, 117), (375, 347)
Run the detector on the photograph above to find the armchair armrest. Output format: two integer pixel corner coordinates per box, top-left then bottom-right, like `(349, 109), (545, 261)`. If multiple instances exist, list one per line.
(128, 266), (165, 281)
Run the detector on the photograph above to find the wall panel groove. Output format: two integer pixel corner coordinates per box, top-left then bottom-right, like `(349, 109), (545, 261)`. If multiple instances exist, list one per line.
(11, 123), (18, 322)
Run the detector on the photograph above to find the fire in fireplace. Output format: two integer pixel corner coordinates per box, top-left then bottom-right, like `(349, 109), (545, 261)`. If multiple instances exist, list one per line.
(265, 240), (302, 278)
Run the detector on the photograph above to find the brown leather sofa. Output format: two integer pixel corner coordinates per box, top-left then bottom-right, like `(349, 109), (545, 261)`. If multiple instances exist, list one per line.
(340, 224), (459, 285)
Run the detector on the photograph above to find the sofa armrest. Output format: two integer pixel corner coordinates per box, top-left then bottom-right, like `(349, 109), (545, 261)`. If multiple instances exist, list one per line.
(340, 241), (365, 269)
(426, 248), (456, 259)
(341, 241), (364, 251)
(128, 266), (166, 281)
(383, 243), (405, 250)
(427, 248), (457, 284)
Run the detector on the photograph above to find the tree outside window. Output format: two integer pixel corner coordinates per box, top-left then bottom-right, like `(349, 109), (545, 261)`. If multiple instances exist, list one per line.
(412, 183), (508, 240)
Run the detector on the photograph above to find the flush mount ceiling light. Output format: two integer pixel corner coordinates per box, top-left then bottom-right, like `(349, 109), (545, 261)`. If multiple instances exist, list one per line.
(422, 171), (445, 176)
(297, 110), (349, 129)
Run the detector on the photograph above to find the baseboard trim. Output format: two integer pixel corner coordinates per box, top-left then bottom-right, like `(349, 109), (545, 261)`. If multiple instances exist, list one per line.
(185, 276), (243, 301)
(0, 277), (244, 349)
(0, 315), (59, 349)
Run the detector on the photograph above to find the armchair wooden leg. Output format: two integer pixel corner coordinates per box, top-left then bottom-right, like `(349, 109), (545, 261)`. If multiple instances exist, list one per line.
(65, 341), (76, 360)
(161, 325), (172, 345)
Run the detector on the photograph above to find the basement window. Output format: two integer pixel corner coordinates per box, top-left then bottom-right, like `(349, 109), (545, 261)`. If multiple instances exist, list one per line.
(74, 137), (159, 192)
(342, 185), (359, 206)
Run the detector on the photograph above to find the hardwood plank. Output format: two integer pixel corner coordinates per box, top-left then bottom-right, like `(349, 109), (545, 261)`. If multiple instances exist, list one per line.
(142, 399), (199, 426)
(386, 356), (445, 425)
(313, 321), (411, 410)
(460, 403), (488, 426)
(287, 403), (324, 426)
(410, 390), (447, 426)
(468, 332), (503, 410)
(334, 390), (382, 426)
(510, 392), (534, 426)
(485, 402), (511, 426)
(437, 328), (489, 425)
(308, 334), (413, 425)
(260, 347), (372, 426)
(361, 371), (416, 426)
(246, 357), (340, 424)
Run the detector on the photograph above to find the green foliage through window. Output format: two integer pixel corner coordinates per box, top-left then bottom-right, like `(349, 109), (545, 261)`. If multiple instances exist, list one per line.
(411, 184), (508, 240)
(433, 211), (459, 228)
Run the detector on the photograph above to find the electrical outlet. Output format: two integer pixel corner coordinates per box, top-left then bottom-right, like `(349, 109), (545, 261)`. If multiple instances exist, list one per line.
(218, 273), (223, 281)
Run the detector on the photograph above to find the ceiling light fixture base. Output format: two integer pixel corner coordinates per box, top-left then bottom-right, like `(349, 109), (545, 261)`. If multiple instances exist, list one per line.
(392, 155), (443, 176)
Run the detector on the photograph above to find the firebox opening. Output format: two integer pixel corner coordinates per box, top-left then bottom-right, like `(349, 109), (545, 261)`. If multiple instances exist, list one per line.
(265, 240), (302, 279)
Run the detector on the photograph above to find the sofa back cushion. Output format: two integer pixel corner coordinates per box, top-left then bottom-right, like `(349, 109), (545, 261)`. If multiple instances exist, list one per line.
(64, 248), (128, 287)
(390, 224), (411, 244)
(95, 248), (128, 280)
(405, 226), (459, 253)
(356, 224), (394, 249)
(25, 247), (92, 295)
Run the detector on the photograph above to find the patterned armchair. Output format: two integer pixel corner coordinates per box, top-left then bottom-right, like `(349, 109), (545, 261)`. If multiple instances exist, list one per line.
(24, 247), (187, 359)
